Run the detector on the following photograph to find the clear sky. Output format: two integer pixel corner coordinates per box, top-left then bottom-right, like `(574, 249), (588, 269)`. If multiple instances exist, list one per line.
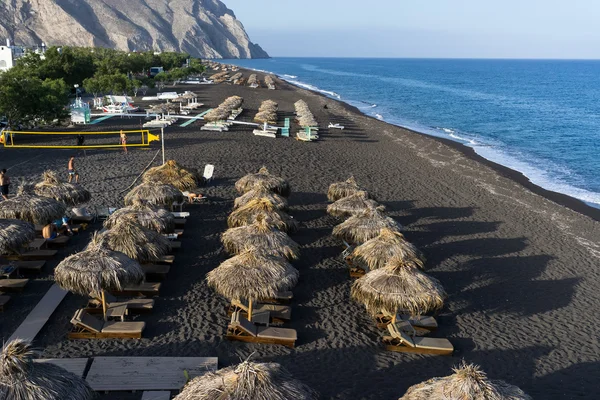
(223, 0), (600, 59)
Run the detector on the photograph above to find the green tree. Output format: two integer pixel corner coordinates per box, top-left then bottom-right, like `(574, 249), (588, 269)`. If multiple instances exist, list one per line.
(83, 76), (104, 99)
(154, 72), (169, 91)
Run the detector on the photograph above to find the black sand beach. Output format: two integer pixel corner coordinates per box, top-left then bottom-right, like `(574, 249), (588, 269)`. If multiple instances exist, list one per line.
(1, 72), (599, 399)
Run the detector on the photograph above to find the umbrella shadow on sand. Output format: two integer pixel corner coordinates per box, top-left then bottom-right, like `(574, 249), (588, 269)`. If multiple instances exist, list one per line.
(400, 206), (476, 226)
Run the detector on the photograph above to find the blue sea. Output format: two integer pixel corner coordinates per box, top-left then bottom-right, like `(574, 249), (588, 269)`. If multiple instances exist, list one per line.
(225, 58), (600, 208)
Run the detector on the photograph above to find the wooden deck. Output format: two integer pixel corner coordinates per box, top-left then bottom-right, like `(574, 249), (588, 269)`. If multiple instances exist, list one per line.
(86, 357), (218, 391)
(8, 284), (68, 342)
(34, 358), (90, 377)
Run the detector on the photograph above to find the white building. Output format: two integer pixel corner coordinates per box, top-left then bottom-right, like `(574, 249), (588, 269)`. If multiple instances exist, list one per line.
(0, 39), (46, 72)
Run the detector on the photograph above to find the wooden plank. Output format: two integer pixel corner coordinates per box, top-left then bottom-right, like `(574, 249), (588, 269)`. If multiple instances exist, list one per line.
(86, 357), (218, 391)
(34, 358), (89, 378)
(142, 391), (171, 400)
(8, 284), (68, 342)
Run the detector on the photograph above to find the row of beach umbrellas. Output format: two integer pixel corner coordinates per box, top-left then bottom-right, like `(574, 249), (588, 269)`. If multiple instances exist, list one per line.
(207, 167), (298, 322)
(294, 100), (317, 128)
(204, 96), (244, 123)
(327, 177), (445, 324)
(254, 100), (278, 124)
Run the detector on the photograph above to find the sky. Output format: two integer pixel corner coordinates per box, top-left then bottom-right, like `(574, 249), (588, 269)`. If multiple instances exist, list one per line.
(223, 0), (600, 59)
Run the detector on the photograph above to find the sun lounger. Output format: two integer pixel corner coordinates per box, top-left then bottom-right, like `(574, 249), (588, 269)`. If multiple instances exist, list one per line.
(383, 322), (453, 356)
(168, 241), (181, 252)
(156, 255), (175, 265)
(296, 130), (317, 142)
(88, 293), (155, 315)
(172, 212), (190, 218)
(376, 312), (438, 331)
(0, 295), (10, 311)
(26, 238), (47, 250)
(9, 260), (46, 274)
(46, 235), (70, 248)
(0, 279), (29, 292)
(253, 129), (277, 138)
(142, 264), (171, 281)
(262, 291), (293, 305)
(111, 282), (161, 297)
(5, 249), (57, 261)
(69, 309), (145, 339)
(226, 311), (297, 348)
(142, 392), (171, 400)
(174, 218), (186, 227)
(229, 300), (292, 324)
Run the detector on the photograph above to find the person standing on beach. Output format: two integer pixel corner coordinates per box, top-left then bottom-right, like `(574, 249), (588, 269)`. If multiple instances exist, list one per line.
(0, 169), (10, 200)
(120, 130), (128, 154)
(68, 156), (80, 183)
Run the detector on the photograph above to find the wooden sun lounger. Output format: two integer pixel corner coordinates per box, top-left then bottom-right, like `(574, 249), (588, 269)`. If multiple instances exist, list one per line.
(142, 264), (171, 281)
(169, 241), (182, 252)
(229, 300), (292, 323)
(46, 235), (70, 248)
(70, 215), (94, 224)
(111, 282), (161, 297)
(156, 255), (175, 265)
(10, 260), (46, 274)
(88, 293), (155, 315)
(262, 291), (293, 305)
(376, 312), (438, 331)
(226, 311), (297, 348)
(142, 392), (171, 400)
(383, 322), (453, 356)
(0, 295), (10, 311)
(6, 250), (57, 261)
(27, 238), (47, 250)
(0, 279), (29, 292)
(69, 309), (145, 339)
(174, 218), (186, 227)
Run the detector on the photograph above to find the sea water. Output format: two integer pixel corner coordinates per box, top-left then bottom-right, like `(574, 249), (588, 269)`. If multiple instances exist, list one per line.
(225, 58), (600, 207)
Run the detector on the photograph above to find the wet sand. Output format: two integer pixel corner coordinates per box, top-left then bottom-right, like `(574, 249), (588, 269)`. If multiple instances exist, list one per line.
(1, 72), (599, 399)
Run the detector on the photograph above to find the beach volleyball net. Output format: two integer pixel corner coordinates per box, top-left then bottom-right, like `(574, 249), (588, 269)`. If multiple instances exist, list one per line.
(0, 129), (160, 149)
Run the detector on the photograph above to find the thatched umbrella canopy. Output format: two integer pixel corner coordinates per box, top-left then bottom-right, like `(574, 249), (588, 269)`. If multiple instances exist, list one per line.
(235, 167), (290, 197)
(399, 362), (532, 400)
(104, 199), (175, 233)
(33, 170), (91, 206)
(0, 186), (67, 225)
(174, 360), (318, 400)
(0, 219), (35, 255)
(95, 220), (171, 264)
(333, 208), (402, 245)
(206, 248), (298, 319)
(149, 104), (168, 114)
(351, 257), (446, 318)
(328, 176), (361, 202)
(349, 228), (425, 271)
(234, 188), (288, 211)
(55, 233), (144, 319)
(228, 198), (297, 232)
(327, 191), (381, 219)
(124, 182), (183, 207)
(222, 215), (300, 260)
(142, 160), (200, 191)
(203, 108), (229, 122)
(0, 339), (96, 400)
(183, 92), (198, 99)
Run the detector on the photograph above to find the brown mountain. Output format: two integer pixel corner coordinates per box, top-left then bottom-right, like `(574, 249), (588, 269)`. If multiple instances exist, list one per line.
(0, 0), (268, 59)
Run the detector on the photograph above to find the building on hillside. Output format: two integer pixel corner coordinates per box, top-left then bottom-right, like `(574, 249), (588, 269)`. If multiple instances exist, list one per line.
(0, 39), (46, 72)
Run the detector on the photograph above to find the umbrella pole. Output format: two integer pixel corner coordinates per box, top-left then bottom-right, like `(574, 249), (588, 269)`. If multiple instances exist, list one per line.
(248, 297), (253, 321)
(101, 290), (107, 321)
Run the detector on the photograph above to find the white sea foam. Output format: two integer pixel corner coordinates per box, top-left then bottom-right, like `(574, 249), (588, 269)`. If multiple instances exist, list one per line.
(375, 114), (384, 120)
(283, 74), (298, 79)
(285, 79), (342, 99)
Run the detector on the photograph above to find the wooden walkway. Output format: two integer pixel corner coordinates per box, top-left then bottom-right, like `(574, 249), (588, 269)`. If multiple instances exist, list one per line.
(8, 284), (68, 342)
(34, 358), (89, 377)
(86, 357), (218, 391)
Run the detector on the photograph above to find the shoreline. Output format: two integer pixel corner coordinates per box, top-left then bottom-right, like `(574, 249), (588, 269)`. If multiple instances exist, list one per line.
(228, 63), (600, 222)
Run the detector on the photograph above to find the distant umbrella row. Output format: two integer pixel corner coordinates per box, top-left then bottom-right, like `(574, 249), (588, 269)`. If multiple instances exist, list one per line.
(294, 100), (318, 128)
(204, 96), (244, 123)
(254, 100), (278, 124)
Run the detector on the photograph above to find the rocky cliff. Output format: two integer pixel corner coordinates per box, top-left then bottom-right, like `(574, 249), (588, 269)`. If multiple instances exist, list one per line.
(0, 0), (268, 59)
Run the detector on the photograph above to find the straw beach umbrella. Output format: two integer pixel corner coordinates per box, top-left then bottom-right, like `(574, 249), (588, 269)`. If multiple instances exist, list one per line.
(349, 228), (425, 271)
(234, 187), (288, 211)
(222, 215), (300, 260)
(228, 198), (298, 232)
(351, 257), (446, 319)
(327, 176), (361, 202)
(235, 167), (291, 197)
(104, 199), (175, 233)
(54, 233), (144, 320)
(34, 170), (91, 206)
(327, 191), (382, 219)
(0, 219), (35, 255)
(399, 362), (532, 400)
(174, 360), (318, 400)
(333, 208), (402, 245)
(124, 182), (183, 207)
(95, 220), (171, 264)
(206, 248), (299, 320)
(0, 186), (67, 225)
(143, 160), (200, 191)
(0, 339), (95, 400)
